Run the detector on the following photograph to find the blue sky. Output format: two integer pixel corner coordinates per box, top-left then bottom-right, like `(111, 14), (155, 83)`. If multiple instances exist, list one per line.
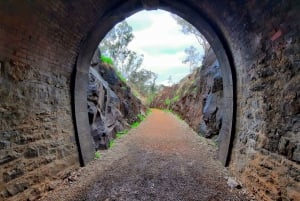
(125, 9), (204, 85)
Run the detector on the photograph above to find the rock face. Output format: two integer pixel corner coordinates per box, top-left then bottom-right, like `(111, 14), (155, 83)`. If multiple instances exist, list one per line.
(151, 49), (223, 140)
(87, 59), (145, 149)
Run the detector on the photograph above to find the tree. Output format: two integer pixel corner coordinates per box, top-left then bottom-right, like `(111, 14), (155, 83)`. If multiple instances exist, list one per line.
(182, 46), (202, 72)
(171, 14), (210, 70)
(168, 75), (173, 85)
(99, 21), (143, 79)
(128, 69), (157, 96)
(171, 14), (210, 53)
(122, 52), (144, 79)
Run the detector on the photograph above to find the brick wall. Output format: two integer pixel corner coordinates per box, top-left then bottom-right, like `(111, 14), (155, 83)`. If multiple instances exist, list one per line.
(0, 1), (119, 200)
(202, 1), (300, 200)
(0, 0), (299, 200)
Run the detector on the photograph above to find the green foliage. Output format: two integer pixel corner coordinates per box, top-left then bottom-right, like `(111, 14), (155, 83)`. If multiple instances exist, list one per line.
(109, 139), (115, 148)
(131, 110), (151, 129)
(133, 91), (139, 97)
(128, 69), (158, 97)
(131, 121), (140, 129)
(116, 71), (127, 83)
(146, 93), (156, 106)
(99, 21), (144, 81)
(183, 46), (202, 72)
(100, 55), (114, 65)
(165, 98), (171, 106)
(116, 133), (122, 139)
(163, 109), (173, 113)
(163, 95), (180, 109)
(137, 114), (145, 122)
(172, 95), (180, 102)
(171, 14), (209, 71)
(116, 129), (129, 139)
(99, 20), (161, 103)
(99, 21), (134, 68)
(146, 108), (152, 115)
(94, 151), (101, 159)
(163, 109), (183, 121)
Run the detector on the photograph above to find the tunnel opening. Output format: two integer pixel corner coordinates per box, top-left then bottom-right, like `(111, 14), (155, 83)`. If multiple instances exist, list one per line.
(87, 9), (225, 154)
(0, 1), (298, 200)
(73, 1), (235, 167)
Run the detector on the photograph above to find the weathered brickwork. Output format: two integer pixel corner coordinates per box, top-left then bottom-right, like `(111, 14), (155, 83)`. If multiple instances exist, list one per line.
(0, 1), (114, 200)
(0, 59), (79, 200)
(205, 1), (300, 200)
(0, 0), (299, 201)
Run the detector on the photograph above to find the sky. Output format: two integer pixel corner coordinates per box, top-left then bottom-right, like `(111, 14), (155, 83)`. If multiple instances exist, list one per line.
(125, 9), (204, 85)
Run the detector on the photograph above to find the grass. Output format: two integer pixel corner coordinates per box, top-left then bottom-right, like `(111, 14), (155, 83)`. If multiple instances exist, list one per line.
(137, 113), (145, 121)
(131, 109), (152, 129)
(108, 110), (152, 150)
(163, 109), (173, 113)
(165, 98), (171, 106)
(116, 71), (126, 83)
(146, 108), (152, 115)
(109, 139), (115, 148)
(116, 129), (128, 138)
(163, 109), (183, 121)
(94, 151), (101, 159)
(131, 121), (140, 129)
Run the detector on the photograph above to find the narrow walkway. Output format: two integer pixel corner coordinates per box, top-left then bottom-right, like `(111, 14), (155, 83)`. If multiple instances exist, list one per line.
(41, 109), (252, 201)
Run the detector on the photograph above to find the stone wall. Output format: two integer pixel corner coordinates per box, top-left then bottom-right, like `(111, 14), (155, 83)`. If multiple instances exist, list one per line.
(213, 1), (300, 200)
(0, 1), (113, 200)
(0, 60), (79, 200)
(0, 1), (299, 201)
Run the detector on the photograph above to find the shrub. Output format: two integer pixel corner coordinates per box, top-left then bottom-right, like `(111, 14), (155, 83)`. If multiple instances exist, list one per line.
(172, 95), (180, 102)
(165, 98), (171, 106)
(100, 55), (114, 65)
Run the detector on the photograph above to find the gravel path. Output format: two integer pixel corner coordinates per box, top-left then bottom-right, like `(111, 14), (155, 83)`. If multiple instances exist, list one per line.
(40, 109), (253, 201)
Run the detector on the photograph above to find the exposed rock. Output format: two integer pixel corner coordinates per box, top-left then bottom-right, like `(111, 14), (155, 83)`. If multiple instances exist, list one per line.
(151, 48), (223, 140)
(226, 177), (242, 190)
(87, 57), (145, 149)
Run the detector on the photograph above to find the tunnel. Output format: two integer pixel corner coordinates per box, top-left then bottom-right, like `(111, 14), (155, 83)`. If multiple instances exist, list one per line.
(0, 0), (299, 200)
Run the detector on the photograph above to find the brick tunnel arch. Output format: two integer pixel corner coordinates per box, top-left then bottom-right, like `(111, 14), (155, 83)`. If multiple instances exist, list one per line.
(0, 1), (299, 200)
(73, 0), (236, 166)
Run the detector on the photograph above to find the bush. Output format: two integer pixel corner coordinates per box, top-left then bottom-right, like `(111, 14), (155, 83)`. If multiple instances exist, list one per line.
(172, 95), (180, 102)
(100, 55), (114, 65)
(165, 98), (171, 106)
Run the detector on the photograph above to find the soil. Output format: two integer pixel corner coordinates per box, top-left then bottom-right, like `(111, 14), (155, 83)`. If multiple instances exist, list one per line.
(40, 109), (254, 201)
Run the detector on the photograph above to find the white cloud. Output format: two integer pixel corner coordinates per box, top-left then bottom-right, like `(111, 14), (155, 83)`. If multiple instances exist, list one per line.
(125, 9), (204, 85)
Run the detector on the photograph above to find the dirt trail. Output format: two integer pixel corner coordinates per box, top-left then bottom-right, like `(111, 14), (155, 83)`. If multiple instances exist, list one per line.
(41, 109), (253, 201)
